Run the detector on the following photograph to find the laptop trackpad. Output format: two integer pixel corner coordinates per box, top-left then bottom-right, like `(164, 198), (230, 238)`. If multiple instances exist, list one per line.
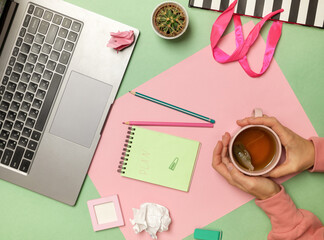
(50, 71), (113, 148)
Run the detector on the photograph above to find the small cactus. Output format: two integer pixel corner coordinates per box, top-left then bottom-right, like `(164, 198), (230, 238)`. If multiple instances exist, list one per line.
(154, 3), (186, 37)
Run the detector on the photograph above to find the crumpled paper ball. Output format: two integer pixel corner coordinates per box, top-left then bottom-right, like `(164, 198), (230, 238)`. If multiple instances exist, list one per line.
(130, 203), (171, 239)
(107, 30), (134, 52)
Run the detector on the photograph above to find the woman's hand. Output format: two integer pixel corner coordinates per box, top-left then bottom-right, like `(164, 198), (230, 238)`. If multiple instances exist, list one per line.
(237, 116), (315, 178)
(212, 132), (281, 200)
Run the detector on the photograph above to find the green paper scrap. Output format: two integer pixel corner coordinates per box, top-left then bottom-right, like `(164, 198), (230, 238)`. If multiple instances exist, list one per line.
(120, 126), (200, 192)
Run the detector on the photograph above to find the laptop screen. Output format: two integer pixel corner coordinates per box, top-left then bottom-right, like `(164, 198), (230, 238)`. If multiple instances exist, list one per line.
(0, 0), (17, 53)
(0, 0), (8, 18)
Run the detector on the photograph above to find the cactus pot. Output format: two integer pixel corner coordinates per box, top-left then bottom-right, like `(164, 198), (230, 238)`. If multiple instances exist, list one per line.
(151, 1), (189, 40)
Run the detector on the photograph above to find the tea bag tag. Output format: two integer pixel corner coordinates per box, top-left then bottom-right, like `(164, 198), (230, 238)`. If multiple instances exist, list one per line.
(253, 108), (263, 117)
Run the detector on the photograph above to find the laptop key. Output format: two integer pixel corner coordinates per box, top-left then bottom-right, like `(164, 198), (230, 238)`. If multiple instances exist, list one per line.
(43, 70), (52, 80)
(24, 150), (34, 160)
(24, 92), (34, 102)
(16, 37), (23, 47)
(0, 130), (10, 140)
(53, 37), (65, 51)
(26, 118), (35, 128)
(53, 14), (63, 25)
(19, 159), (31, 173)
(32, 99), (42, 109)
(18, 137), (28, 147)
(1, 149), (13, 165)
(29, 108), (39, 119)
(24, 33), (34, 44)
(12, 47), (19, 56)
(10, 101), (20, 111)
(28, 140), (37, 151)
(21, 72), (31, 83)
(46, 61), (56, 71)
(19, 28), (26, 37)
(50, 51), (60, 61)
(7, 111), (17, 121)
(71, 21), (81, 32)
(45, 24), (59, 44)
(10, 130), (20, 141)
(0, 111), (6, 120)
(67, 31), (77, 42)
(14, 121), (24, 131)
(17, 82), (27, 92)
(59, 51), (71, 65)
(39, 80), (49, 90)
(0, 86), (5, 95)
(21, 43), (31, 54)
(0, 140), (6, 149)
(10, 146), (24, 169)
(22, 127), (32, 137)
(64, 41), (74, 51)
(10, 72), (20, 82)
(38, 20), (50, 35)
(0, 101), (9, 111)
(36, 89), (46, 99)
(7, 82), (17, 92)
(43, 11), (53, 21)
(7, 139), (17, 150)
(17, 53), (27, 63)
(31, 131), (41, 141)
(9, 57), (16, 66)
(3, 120), (13, 131)
(28, 17), (40, 34)
(55, 64), (65, 74)
(3, 91), (13, 102)
(62, 18), (72, 28)
(58, 28), (68, 38)
(34, 7), (44, 18)
(35, 74), (62, 131)
(27, 5), (34, 14)
(31, 72), (41, 83)
(35, 34), (45, 44)
(14, 62), (24, 73)
(23, 15), (31, 27)
(14, 92), (23, 102)
(31, 43), (41, 54)
(28, 53), (38, 64)
(21, 101), (31, 112)
(2, 76), (8, 86)
(38, 54), (48, 64)
(42, 44), (52, 54)
(17, 111), (27, 121)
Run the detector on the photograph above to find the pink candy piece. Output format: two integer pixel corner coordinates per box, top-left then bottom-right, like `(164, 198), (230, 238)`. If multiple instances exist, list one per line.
(107, 30), (135, 52)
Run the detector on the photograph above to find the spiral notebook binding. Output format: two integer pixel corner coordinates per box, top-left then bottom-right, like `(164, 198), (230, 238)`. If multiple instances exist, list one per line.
(118, 127), (136, 174)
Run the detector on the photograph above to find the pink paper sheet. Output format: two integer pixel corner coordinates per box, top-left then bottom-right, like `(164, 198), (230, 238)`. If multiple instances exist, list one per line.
(88, 22), (317, 240)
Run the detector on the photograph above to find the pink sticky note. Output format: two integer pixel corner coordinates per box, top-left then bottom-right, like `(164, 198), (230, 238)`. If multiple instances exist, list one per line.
(88, 21), (317, 240)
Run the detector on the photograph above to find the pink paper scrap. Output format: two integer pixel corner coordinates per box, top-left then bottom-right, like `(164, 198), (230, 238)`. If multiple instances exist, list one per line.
(107, 30), (135, 52)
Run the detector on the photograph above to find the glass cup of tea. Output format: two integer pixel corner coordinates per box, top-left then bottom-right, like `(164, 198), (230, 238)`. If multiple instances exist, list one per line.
(229, 109), (282, 176)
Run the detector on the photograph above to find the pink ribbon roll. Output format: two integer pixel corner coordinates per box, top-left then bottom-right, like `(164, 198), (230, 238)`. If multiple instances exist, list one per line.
(210, 0), (284, 77)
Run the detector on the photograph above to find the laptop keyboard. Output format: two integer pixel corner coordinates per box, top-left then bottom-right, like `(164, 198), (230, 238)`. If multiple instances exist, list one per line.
(0, 3), (82, 174)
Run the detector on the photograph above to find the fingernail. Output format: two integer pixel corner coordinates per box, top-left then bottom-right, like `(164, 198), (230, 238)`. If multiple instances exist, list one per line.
(226, 163), (234, 171)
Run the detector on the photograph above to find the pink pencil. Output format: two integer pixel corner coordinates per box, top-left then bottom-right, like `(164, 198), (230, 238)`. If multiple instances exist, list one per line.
(123, 121), (214, 128)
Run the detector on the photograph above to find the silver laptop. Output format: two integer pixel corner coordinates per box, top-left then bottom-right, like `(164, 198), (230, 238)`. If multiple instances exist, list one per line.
(0, 0), (139, 205)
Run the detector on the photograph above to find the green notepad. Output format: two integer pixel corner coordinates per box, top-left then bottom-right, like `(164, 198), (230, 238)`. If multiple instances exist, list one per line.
(119, 126), (200, 192)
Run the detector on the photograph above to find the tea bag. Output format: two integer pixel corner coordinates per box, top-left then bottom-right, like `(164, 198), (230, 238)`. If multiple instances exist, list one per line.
(233, 143), (254, 171)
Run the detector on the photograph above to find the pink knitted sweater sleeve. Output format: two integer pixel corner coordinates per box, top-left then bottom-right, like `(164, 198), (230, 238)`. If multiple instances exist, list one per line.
(255, 137), (324, 239)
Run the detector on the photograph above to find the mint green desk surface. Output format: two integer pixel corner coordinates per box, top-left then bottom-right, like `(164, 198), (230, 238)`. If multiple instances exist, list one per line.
(1, 1), (323, 239)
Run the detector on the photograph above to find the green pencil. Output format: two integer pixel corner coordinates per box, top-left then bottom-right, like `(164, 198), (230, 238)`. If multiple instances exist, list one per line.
(130, 91), (215, 124)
